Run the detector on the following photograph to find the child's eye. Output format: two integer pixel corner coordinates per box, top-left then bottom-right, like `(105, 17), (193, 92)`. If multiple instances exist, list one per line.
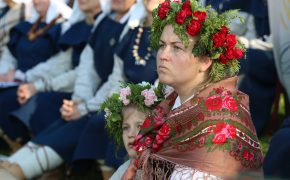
(137, 124), (142, 130)
(122, 126), (129, 131)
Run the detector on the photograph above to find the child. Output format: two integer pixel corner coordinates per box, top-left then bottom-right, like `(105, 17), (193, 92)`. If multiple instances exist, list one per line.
(100, 82), (165, 179)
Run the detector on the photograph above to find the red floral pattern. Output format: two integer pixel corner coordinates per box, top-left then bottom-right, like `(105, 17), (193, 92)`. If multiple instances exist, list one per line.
(205, 95), (223, 110)
(134, 85), (262, 170)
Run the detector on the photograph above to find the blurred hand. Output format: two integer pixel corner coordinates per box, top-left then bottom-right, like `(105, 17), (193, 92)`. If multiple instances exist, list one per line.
(17, 83), (36, 104)
(60, 99), (81, 121)
(0, 69), (16, 82)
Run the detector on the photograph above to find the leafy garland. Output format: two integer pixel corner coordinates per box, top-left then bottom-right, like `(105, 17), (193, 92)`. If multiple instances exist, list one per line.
(150, 0), (246, 82)
(100, 82), (165, 146)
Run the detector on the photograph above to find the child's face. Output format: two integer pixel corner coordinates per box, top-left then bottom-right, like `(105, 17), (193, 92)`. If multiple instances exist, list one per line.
(122, 105), (146, 158)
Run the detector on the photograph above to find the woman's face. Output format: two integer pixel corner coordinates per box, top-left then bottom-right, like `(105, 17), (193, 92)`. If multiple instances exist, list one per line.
(33, 0), (50, 18)
(143, 0), (163, 13)
(111, 0), (135, 14)
(157, 25), (205, 88)
(122, 106), (146, 158)
(78, 0), (100, 14)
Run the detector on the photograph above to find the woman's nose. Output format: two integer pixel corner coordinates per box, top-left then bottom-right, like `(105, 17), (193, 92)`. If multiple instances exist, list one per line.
(158, 46), (170, 62)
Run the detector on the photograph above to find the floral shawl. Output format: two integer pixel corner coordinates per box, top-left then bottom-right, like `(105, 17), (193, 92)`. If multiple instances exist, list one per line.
(123, 77), (263, 179)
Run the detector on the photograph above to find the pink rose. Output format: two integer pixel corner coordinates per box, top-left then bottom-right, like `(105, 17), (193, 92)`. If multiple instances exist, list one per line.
(223, 95), (238, 112)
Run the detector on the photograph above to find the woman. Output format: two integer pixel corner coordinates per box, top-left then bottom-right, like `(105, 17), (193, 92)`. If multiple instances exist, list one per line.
(0, 0), (28, 58)
(0, 0), (71, 147)
(99, 82), (164, 179)
(123, 0), (263, 179)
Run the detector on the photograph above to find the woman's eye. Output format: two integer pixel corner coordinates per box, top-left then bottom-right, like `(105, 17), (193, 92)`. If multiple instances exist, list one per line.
(173, 45), (182, 50)
(158, 44), (165, 49)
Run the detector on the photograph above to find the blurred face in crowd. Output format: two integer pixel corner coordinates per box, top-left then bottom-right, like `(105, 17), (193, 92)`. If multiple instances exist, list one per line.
(111, 0), (135, 14)
(157, 25), (212, 91)
(33, 0), (50, 18)
(78, 0), (100, 14)
(143, 0), (163, 13)
(122, 105), (146, 158)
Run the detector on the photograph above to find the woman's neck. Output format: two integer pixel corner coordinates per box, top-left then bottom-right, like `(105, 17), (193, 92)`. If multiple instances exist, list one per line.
(174, 76), (209, 104)
(85, 7), (101, 24)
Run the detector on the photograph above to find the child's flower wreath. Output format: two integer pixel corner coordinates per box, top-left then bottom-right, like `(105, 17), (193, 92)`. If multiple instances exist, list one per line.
(150, 0), (246, 82)
(100, 82), (165, 146)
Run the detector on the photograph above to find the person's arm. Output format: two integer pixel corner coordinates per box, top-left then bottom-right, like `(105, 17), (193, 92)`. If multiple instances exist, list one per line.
(0, 47), (17, 75)
(33, 69), (77, 93)
(14, 48), (73, 82)
(77, 54), (126, 117)
(71, 45), (101, 103)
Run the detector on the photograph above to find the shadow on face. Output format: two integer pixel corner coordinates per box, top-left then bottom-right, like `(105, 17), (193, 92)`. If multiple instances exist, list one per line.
(122, 105), (146, 158)
(33, 0), (50, 18)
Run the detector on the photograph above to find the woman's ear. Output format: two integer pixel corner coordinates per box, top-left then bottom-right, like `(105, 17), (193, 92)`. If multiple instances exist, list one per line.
(199, 56), (213, 72)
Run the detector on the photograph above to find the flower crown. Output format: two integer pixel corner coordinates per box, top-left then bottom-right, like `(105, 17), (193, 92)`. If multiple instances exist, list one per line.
(100, 82), (165, 146)
(151, 0), (246, 82)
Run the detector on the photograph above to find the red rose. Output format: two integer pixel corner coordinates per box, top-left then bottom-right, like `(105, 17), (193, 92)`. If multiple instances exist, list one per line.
(158, 123), (171, 137)
(187, 19), (202, 36)
(145, 136), (153, 146)
(197, 112), (205, 121)
(242, 150), (254, 161)
(193, 11), (207, 22)
(220, 26), (229, 34)
(205, 95), (223, 111)
(212, 133), (227, 144)
(234, 48), (244, 59)
(224, 34), (237, 48)
(182, 1), (192, 13)
(223, 95), (238, 112)
(225, 48), (235, 59)
(182, 1), (192, 16)
(212, 32), (226, 48)
(176, 10), (188, 24)
(226, 124), (236, 138)
(141, 118), (151, 129)
(214, 122), (226, 134)
(155, 134), (165, 144)
(158, 1), (171, 20)
(219, 54), (229, 64)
